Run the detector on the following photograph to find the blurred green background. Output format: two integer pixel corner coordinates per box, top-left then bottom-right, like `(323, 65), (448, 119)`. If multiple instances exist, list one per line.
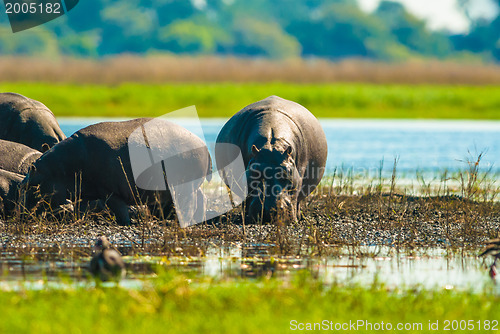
(1, 0), (499, 62)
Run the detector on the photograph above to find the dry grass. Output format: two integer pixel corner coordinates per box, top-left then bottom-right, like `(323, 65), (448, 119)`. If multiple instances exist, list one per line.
(0, 152), (497, 260)
(2, 157), (498, 258)
(2, 55), (500, 84)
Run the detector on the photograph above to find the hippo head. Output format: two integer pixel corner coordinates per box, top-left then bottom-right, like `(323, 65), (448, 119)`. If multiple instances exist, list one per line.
(20, 152), (70, 211)
(26, 119), (65, 153)
(246, 144), (301, 223)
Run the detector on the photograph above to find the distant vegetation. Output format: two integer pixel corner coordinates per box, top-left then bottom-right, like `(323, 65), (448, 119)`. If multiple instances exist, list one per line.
(0, 0), (499, 62)
(1, 82), (499, 119)
(3, 56), (500, 85)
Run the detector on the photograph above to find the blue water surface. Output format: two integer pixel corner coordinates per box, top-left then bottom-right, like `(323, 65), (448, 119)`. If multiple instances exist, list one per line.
(58, 118), (500, 177)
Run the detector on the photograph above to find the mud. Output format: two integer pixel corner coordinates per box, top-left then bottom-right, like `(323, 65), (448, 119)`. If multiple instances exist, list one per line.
(1, 194), (498, 258)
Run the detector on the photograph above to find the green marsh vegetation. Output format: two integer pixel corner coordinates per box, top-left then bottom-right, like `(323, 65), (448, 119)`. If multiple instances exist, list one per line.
(1, 270), (500, 334)
(1, 82), (500, 119)
(1, 57), (500, 120)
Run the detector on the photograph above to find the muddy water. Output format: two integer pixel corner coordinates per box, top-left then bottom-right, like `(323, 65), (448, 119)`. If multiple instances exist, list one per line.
(0, 245), (495, 291)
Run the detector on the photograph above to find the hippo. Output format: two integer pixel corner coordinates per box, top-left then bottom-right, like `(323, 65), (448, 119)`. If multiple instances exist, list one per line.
(215, 96), (327, 223)
(22, 118), (212, 226)
(0, 169), (23, 217)
(0, 92), (66, 152)
(0, 139), (42, 175)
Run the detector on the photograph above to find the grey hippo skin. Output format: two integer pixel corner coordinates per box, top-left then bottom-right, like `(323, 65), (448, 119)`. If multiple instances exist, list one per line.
(0, 92), (66, 152)
(216, 96), (327, 223)
(0, 139), (42, 175)
(0, 169), (23, 217)
(23, 118), (212, 226)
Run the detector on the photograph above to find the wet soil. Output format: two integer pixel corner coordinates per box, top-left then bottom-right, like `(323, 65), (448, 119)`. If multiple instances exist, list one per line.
(1, 194), (498, 258)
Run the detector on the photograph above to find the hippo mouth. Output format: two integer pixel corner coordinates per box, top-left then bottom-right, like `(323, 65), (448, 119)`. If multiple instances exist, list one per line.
(247, 194), (296, 224)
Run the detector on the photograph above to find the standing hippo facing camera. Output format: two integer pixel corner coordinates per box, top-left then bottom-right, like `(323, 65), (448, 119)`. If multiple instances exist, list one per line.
(22, 118), (212, 226)
(0, 92), (66, 152)
(216, 96), (327, 223)
(0, 139), (42, 175)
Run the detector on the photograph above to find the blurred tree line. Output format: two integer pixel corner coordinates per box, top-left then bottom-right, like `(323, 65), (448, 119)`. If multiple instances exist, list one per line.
(0, 0), (499, 62)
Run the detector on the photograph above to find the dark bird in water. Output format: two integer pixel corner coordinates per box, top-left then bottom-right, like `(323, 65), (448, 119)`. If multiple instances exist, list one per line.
(90, 236), (126, 282)
(479, 238), (500, 282)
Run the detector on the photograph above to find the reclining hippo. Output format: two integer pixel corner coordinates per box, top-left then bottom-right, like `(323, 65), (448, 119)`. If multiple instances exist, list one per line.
(0, 169), (23, 217)
(22, 118), (212, 226)
(0, 92), (66, 152)
(215, 96), (327, 223)
(0, 139), (42, 175)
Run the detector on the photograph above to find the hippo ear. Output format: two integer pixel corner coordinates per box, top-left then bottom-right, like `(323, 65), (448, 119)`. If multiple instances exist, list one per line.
(41, 143), (50, 153)
(251, 145), (260, 155)
(27, 165), (37, 174)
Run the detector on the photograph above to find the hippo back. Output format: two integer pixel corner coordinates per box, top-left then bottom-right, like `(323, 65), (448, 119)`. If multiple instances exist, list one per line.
(36, 118), (212, 204)
(23, 117), (213, 225)
(0, 92), (66, 152)
(0, 139), (42, 175)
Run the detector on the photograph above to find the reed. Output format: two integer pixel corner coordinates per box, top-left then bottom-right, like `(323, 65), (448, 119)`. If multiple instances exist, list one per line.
(2, 55), (500, 84)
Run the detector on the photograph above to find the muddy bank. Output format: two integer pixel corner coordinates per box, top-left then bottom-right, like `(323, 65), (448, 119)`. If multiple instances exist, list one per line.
(0, 194), (498, 258)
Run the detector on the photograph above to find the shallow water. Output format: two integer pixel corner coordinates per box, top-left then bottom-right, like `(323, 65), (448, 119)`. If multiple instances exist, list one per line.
(0, 245), (496, 292)
(58, 118), (500, 178)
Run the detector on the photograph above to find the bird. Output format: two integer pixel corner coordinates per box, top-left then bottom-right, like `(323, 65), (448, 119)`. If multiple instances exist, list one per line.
(90, 236), (126, 283)
(479, 238), (500, 282)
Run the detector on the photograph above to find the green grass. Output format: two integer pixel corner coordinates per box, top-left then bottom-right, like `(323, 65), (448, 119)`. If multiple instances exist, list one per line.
(1, 82), (500, 119)
(0, 271), (499, 333)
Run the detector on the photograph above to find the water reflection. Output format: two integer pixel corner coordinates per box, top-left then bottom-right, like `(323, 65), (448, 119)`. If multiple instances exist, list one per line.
(0, 245), (495, 292)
